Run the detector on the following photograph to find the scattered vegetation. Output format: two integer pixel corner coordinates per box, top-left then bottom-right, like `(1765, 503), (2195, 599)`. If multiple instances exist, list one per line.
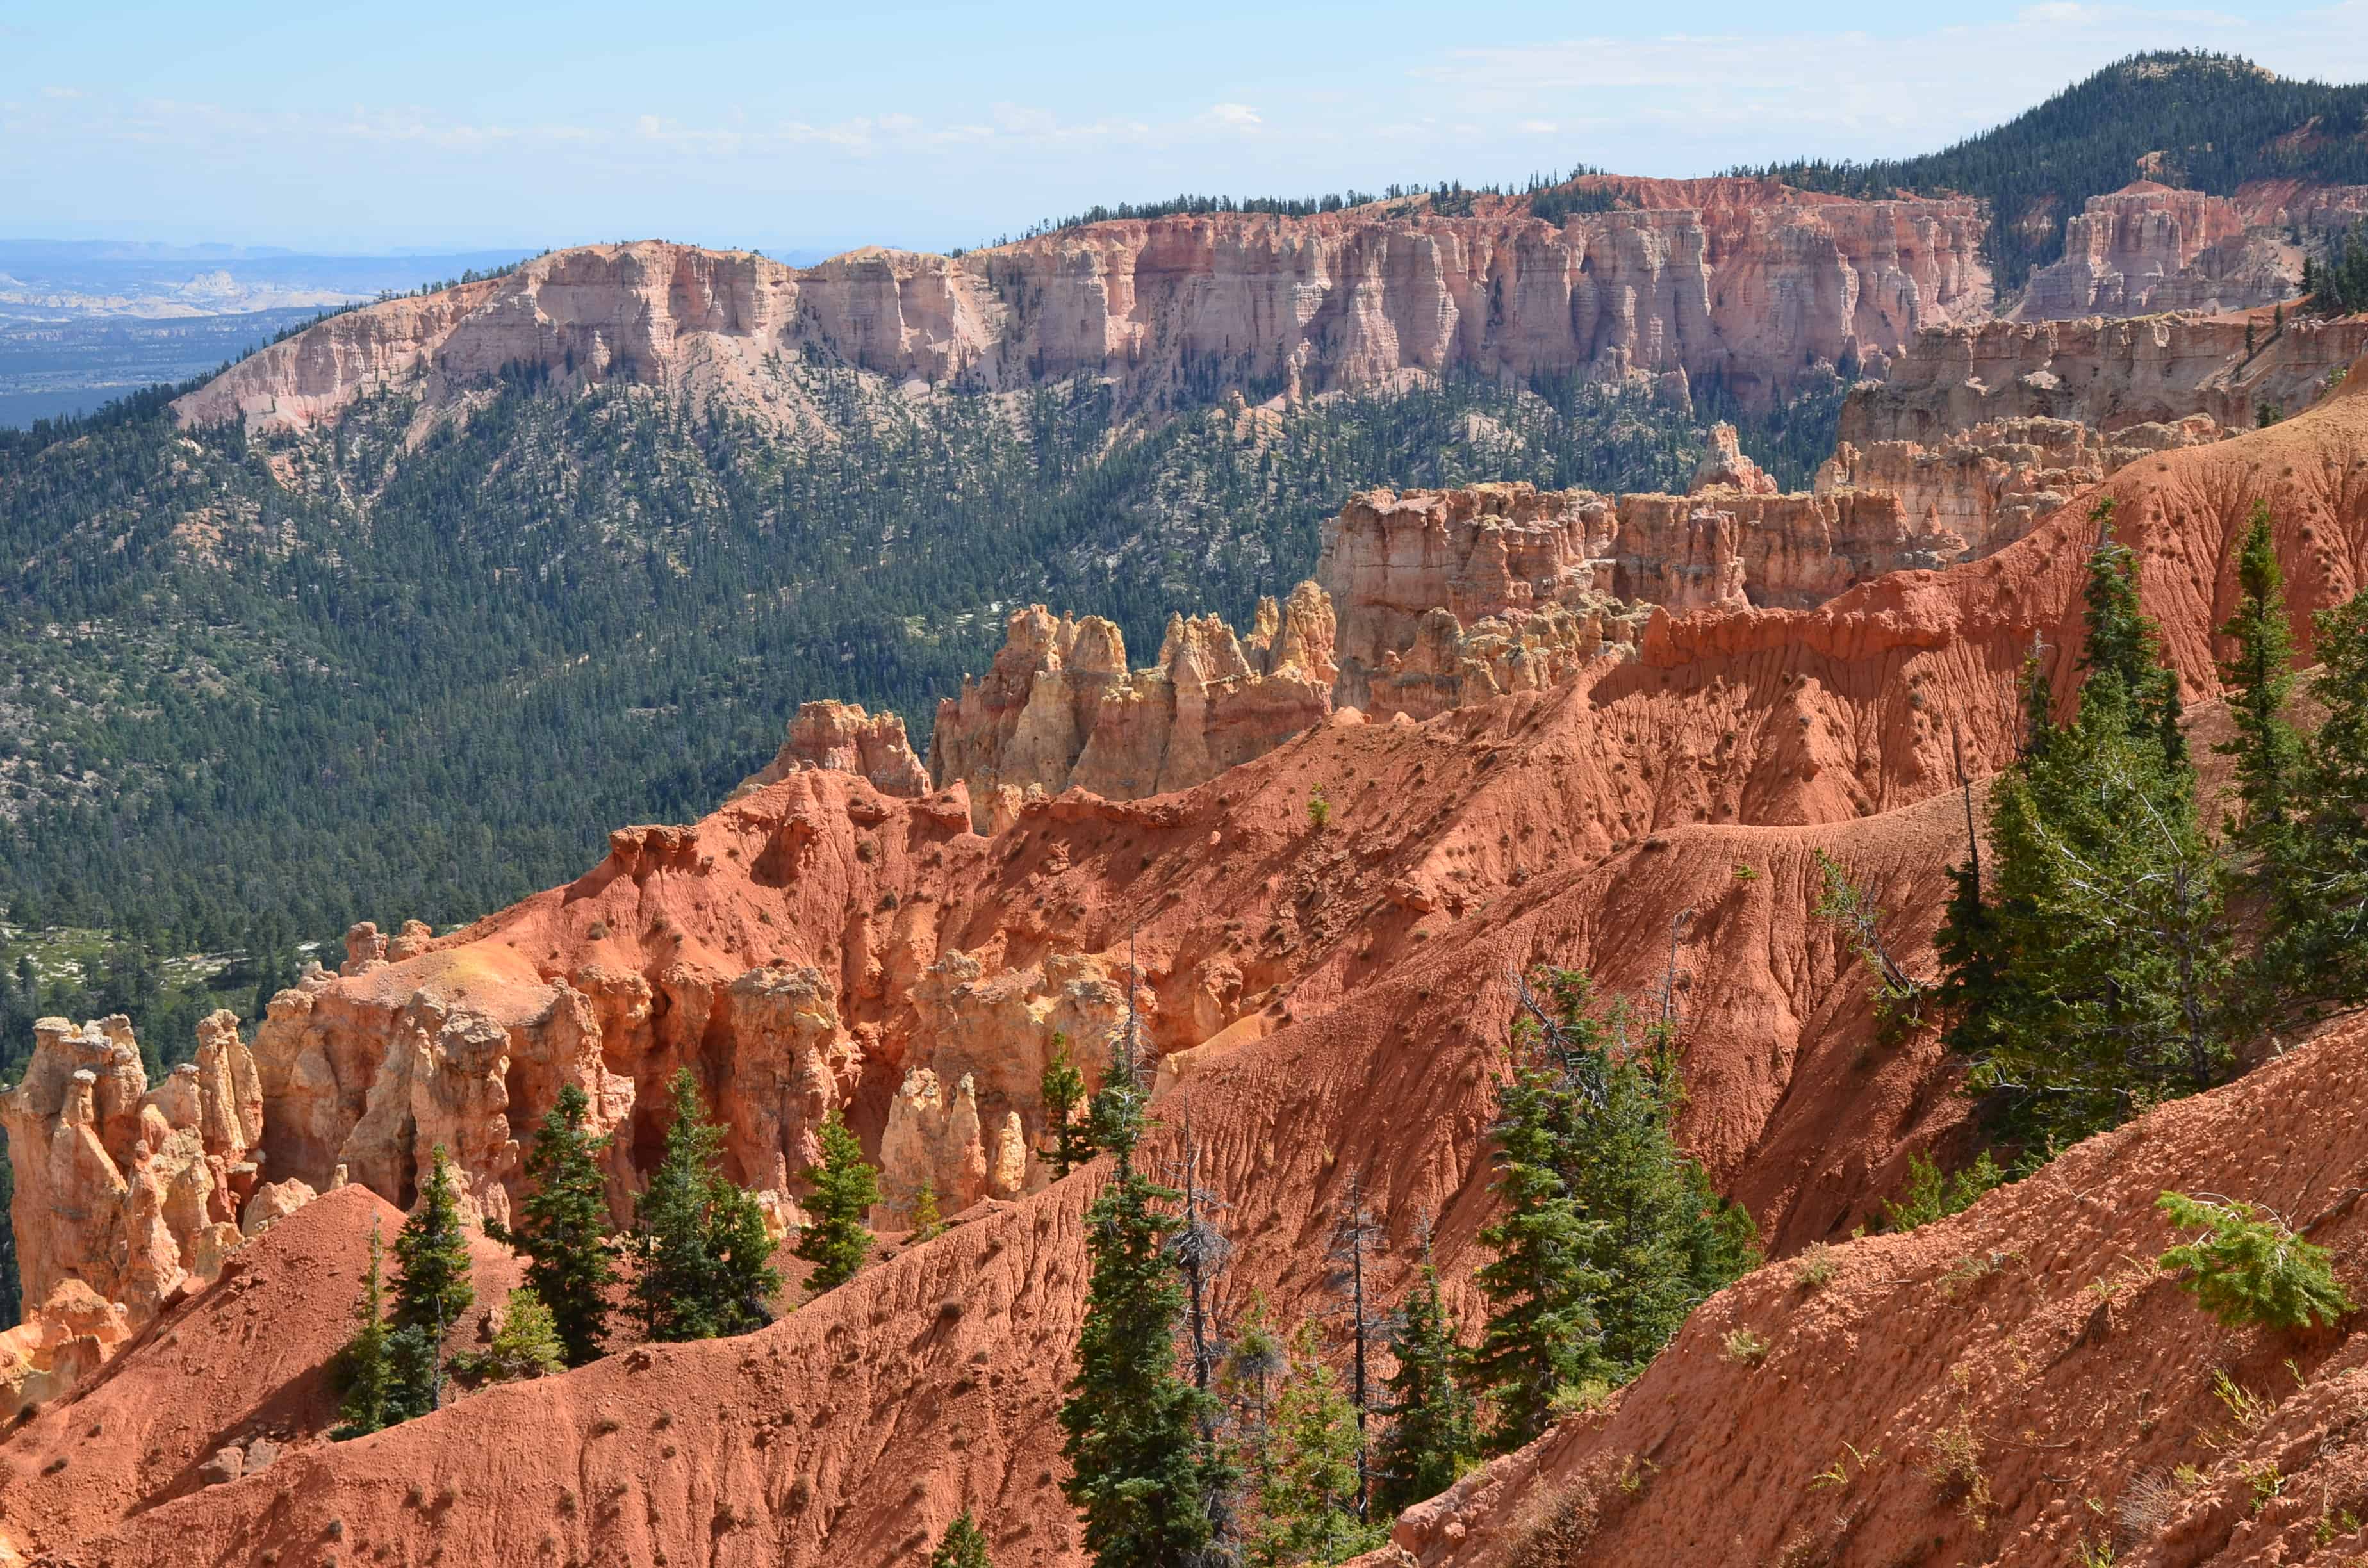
(1719, 1327), (1770, 1366)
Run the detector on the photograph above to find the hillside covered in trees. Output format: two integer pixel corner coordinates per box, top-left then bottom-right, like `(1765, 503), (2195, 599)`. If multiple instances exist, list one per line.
(0, 360), (1756, 954)
(1739, 51), (2368, 284)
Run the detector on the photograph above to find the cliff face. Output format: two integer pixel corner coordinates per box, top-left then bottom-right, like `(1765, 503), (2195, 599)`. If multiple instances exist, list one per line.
(1817, 412), (2225, 559)
(171, 186), (1990, 432)
(1843, 311), (2368, 444)
(2017, 181), (2286, 318)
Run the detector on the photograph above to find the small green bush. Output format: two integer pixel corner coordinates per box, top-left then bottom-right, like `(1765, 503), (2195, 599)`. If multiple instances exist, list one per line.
(2157, 1192), (2351, 1329)
(1882, 1150), (2003, 1232)
(1306, 788), (1331, 830)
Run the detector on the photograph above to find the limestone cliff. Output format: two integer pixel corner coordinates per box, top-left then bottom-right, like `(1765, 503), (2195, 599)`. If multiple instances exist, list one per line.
(172, 184), (1990, 433)
(1817, 413), (2224, 559)
(2012, 179), (2368, 320)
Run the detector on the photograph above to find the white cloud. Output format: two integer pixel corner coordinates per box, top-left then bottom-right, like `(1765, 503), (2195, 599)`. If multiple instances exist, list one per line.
(1206, 103), (1263, 128)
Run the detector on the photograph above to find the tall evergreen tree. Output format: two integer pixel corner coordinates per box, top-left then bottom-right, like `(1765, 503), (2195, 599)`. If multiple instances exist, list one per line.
(486, 1083), (616, 1366)
(390, 1146), (475, 1416)
(1471, 969), (1754, 1452)
(2267, 588), (2368, 1022)
(332, 1221), (395, 1439)
(629, 1069), (782, 1339)
(930, 1512), (994, 1568)
(1040, 1032), (1096, 1178)
(1058, 1025), (1230, 1568)
(794, 1110), (878, 1291)
(1467, 1015), (1604, 1450)
(2217, 503), (2304, 863)
(1246, 1322), (1386, 1567)
(1944, 518), (2236, 1154)
(1371, 1251), (1477, 1517)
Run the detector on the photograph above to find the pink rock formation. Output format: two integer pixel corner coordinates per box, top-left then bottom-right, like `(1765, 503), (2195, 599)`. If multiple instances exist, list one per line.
(1817, 412), (2223, 559)
(171, 188), (1990, 434)
(731, 701), (930, 802)
(1, 1010), (267, 1411)
(879, 949), (1133, 1218)
(2017, 182), (2290, 318)
(1845, 310), (2368, 443)
(1690, 421), (1777, 494)
(928, 582), (1337, 823)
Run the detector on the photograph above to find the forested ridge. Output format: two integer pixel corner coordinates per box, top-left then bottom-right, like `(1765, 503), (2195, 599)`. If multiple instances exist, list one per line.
(1737, 51), (2368, 285)
(0, 353), (1775, 965)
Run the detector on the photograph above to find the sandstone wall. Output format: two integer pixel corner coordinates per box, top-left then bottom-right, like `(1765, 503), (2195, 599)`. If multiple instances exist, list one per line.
(1843, 311), (2368, 445)
(2017, 182), (2286, 318)
(172, 186), (1991, 432)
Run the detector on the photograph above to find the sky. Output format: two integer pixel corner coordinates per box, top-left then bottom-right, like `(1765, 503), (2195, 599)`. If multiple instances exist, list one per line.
(6, 0), (2368, 258)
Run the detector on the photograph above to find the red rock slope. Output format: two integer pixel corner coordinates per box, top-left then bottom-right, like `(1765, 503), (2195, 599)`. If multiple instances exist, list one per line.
(9, 364), (2365, 1567)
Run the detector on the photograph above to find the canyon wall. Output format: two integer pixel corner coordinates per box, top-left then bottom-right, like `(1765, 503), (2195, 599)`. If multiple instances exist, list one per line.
(2012, 178), (2368, 320)
(172, 184), (1991, 432)
(1843, 310), (2368, 444)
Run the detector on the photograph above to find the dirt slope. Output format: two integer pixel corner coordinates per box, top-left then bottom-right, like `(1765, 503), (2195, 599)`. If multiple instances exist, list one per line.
(1383, 1009), (2368, 1568)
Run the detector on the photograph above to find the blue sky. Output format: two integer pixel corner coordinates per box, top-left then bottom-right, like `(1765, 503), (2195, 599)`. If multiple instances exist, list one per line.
(5, 0), (2367, 257)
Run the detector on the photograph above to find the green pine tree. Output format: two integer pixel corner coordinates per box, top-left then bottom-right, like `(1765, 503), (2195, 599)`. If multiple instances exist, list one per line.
(486, 1083), (616, 1366)
(629, 1069), (784, 1339)
(390, 1146), (475, 1416)
(2267, 587), (2368, 1022)
(930, 1512), (994, 1568)
(1370, 1255), (1477, 1517)
(1058, 1029), (1230, 1568)
(1246, 1321), (1387, 1567)
(474, 1286), (566, 1382)
(2217, 503), (2304, 864)
(794, 1110), (878, 1291)
(910, 1180), (944, 1241)
(1471, 970), (1754, 1453)
(332, 1221), (395, 1439)
(1945, 519), (2237, 1155)
(1040, 1033), (1096, 1178)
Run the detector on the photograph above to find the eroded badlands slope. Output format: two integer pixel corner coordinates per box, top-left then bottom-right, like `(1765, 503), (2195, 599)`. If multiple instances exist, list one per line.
(5, 366), (2367, 1567)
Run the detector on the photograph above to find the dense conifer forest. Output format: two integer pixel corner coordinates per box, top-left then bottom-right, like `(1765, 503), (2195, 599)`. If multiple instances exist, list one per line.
(1739, 52), (2368, 284)
(0, 354), (1790, 963)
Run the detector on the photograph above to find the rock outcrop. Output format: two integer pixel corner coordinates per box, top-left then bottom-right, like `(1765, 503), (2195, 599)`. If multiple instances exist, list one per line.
(1, 1010), (270, 1414)
(172, 186), (1991, 434)
(2011, 179), (2368, 322)
(1816, 412), (2224, 559)
(2016, 181), (2291, 318)
(928, 583), (1338, 825)
(1845, 309), (2368, 444)
(730, 701), (930, 803)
